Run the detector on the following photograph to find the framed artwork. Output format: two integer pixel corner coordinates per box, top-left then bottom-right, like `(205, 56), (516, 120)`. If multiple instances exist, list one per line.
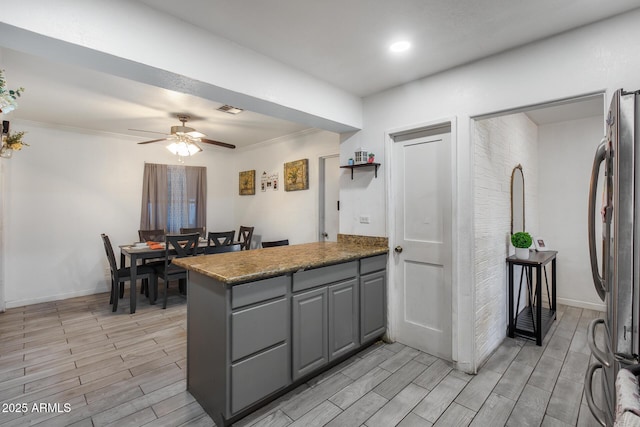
(261, 171), (279, 192)
(284, 159), (309, 191)
(534, 237), (550, 251)
(239, 170), (255, 195)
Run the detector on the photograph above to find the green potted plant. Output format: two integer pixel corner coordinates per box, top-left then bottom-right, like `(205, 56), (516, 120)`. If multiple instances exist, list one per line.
(368, 153), (375, 163)
(511, 231), (532, 259)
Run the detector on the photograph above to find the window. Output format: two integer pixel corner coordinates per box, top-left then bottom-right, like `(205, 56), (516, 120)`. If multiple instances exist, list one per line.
(140, 163), (207, 233)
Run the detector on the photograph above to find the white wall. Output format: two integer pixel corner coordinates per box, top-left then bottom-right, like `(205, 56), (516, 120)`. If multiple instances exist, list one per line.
(0, 0), (362, 133)
(2, 120), (235, 308)
(233, 129), (339, 247)
(538, 115), (604, 310)
(0, 153), (5, 312)
(352, 10), (640, 372)
(474, 113), (539, 365)
(1, 121), (337, 307)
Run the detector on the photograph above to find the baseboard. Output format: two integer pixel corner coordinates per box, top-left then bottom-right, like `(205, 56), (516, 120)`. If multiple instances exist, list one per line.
(556, 296), (606, 312)
(5, 287), (108, 309)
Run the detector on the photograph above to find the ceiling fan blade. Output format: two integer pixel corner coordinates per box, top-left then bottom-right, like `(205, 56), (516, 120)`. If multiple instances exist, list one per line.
(201, 138), (236, 149)
(137, 138), (167, 145)
(128, 128), (169, 135)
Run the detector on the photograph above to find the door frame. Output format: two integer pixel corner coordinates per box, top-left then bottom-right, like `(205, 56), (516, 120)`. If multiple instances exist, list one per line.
(385, 116), (470, 370)
(318, 153), (340, 241)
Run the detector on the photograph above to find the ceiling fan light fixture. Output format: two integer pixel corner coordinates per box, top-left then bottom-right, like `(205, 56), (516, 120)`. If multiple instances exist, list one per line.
(166, 135), (202, 157)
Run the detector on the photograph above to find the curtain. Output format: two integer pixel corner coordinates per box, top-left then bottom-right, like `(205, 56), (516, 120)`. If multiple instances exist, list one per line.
(140, 163), (207, 233)
(140, 163), (168, 231)
(167, 165), (187, 233)
(186, 165), (207, 230)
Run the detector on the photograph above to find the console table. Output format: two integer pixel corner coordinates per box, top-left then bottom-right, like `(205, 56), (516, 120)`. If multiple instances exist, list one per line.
(507, 250), (557, 345)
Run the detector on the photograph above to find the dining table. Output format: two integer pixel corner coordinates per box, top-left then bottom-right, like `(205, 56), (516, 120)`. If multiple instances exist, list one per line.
(119, 239), (239, 312)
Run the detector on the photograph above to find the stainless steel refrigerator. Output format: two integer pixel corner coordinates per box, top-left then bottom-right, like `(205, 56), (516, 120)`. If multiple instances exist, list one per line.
(585, 88), (640, 426)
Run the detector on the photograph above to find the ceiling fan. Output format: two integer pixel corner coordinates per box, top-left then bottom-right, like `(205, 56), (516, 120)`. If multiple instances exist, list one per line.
(134, 114), (236, 150)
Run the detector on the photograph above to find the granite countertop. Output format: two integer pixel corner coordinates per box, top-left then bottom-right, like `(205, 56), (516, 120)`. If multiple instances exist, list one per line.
(172, 241), (389, 285)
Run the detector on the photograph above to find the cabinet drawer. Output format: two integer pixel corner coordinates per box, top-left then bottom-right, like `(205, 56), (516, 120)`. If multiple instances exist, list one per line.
(232, 275), (288, 309)
(360, 255), (387, 275)
(232, 298), (287, 361)
(293, 261), (357, 292)
(231, 342), (289, 414)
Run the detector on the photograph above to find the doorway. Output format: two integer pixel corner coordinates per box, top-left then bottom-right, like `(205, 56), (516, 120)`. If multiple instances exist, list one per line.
(319, 154), (340, 242)
(390, 126), (453, 360)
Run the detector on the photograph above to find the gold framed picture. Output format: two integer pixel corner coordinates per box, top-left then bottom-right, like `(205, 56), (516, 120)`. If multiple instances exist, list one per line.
(239, 170), (256, 195)
(284, 159), (309, 191)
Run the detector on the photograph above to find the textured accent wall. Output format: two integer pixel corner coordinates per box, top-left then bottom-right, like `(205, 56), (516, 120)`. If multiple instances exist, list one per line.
(474, 113), (539, 366)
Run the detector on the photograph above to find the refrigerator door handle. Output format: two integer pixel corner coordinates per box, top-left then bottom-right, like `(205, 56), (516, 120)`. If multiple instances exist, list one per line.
(588, 318), (612, 367)
(584, 363), (607, 427)
(588, 138), (607, 301)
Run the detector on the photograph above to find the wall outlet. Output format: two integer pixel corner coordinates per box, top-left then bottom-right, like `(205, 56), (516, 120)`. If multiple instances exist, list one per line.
(359, 215), (370, 224)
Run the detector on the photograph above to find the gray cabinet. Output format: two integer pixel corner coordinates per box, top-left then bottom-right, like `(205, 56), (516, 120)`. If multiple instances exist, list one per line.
(187, 273), (290, 426)
(360, 255), (387, 343)
(188, 254), (387, 427)
(292, 287), (328, 381)
(292, 262), (359, 381)
(329, 279), (359, 360)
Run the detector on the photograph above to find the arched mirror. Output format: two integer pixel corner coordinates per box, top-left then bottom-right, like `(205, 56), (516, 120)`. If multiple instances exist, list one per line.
(511, 164), (525, 234)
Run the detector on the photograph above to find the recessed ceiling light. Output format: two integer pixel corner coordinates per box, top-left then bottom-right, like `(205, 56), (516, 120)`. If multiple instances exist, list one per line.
(389, 41), (411, 53)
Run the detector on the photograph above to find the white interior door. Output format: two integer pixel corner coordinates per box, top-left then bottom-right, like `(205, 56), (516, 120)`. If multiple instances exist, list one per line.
(393, 133), (452, 360)
(320, 155), (340, 242)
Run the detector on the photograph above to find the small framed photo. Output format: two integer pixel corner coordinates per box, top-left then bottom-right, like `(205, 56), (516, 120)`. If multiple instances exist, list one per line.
(534, 237), (550, 251)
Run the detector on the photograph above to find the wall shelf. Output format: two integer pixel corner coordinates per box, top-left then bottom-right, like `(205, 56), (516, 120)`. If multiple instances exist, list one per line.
(340, 163), (380, 180)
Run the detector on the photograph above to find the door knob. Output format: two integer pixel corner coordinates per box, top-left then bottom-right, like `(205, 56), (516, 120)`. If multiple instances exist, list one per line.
(395, 246), (403, 253)
(322, 232), (329, 238)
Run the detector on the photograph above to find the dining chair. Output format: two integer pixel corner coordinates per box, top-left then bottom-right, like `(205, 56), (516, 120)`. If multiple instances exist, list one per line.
(238, 225), (254, 250)
(261, 239), (289, 248)
(207, 230), (235, 247)
(138, 229), (166, 242)
(137, 229), (166, 296)
(101, 233), (157, 313)
(204, 243), (242, 255)
(180, 227), (206, 240)
(154, 232), (200, 309)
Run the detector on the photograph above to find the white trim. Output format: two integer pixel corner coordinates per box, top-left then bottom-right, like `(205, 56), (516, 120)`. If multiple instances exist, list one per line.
(5, 286), (109, 309)
(556, 297), (606, 312)
(318, 153), (340, 241)
(385, 116), (459, 363)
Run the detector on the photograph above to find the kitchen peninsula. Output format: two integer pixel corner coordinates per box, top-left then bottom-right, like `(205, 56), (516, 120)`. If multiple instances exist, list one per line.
(172, 237), (388, 426)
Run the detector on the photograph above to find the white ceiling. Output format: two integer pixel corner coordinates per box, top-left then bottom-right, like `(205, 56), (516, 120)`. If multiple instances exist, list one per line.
(139, 0), (640, 97)
(3, 1), (637, 146)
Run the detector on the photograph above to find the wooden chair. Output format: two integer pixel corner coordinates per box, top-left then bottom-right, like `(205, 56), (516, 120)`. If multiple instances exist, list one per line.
(238, 226), (254, 250)
(138, 229), (165, 242)
(180, 227), (206, 240)
(101, 233), (156, 313)
(154, 233), (200, 309)
(262, 239), (289, 248)
(137, 229), (166, 296)
(204, 243), (242, 254)
(207, 231), (235, 248)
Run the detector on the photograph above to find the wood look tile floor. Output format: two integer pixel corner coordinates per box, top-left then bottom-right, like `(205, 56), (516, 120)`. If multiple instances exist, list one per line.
(0, 290), (602, 427)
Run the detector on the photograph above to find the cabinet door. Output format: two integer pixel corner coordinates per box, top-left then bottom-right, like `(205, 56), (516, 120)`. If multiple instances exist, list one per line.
(360, 271), (386, 343)
(328, 279), (359, 360)
(292, 287), (328, 381)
